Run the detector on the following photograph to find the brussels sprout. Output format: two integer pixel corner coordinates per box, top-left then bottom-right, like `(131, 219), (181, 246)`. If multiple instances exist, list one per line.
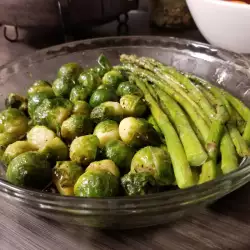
(74, 170), (119, 197)
(131, 146), (174, 186)
(72, 101), (91, 116)
(52, 77), (75, 98)
(120, 94), (147, 117)
(86, 159), (120, 178)
(0, 133), (20, 151)
(57, 62), (82, 82)
(97, 84), (115, 91)
(104, 140), (135, 173)
(61, 114), (93, 142)
(116, 81), (143, 97)
(90, 101), (124, 123)
(121, 172), (158, 196)
(40, 137), (69, 162)
(69, 85), (90, 102)
(78, 71), (101, 92)
(91, 66), (107, 78)
(89, 89), (118, 108)
(52, 161), (83, 196)
(6, 152), (52, 189)
(102, 70), (124, 88)
(70, 135), (99, 166)
(119, 117), (161, 148)
(97, 54), (112, 72)
(27, 80), (54, 97)
(5, 93), (28, 114)
(2, 141), (37, 165)
(0, 108), (29, 141)
(33, 98), (73, 132)
(27, 125), (56, 150)
(93, 120), (120, 148)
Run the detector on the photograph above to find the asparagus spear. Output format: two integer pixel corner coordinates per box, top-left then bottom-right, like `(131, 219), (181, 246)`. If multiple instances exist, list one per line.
(132, 76), (195, 188)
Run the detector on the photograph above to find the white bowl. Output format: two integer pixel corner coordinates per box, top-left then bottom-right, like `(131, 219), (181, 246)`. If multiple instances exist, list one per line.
(186, 0), (250, 54)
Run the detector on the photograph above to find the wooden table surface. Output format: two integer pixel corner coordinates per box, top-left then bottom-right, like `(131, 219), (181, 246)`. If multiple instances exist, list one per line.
(1, 10), (250, 250)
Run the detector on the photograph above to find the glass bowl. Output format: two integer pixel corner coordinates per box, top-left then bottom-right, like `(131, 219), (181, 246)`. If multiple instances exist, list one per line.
(0, 36), (250, 229)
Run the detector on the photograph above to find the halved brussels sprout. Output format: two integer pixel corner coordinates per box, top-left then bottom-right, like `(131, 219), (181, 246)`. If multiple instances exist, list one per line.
(57, 62), (82, 82)
(89, 89), (118, 108)
(6, 152), (52, 189)
(116, 81), (143, 97)
(61, 114), (93, 142)
(52, 77), (75, 98)
(74, 170), (119, 197)
(90, 101), (124, 123)
(86, 159), (120, 178)
(52, 161), (83, 196)
(93, 120), (120, 148)
(69, 85), (90, 102)
(72, 101), (91, 116)
(78, 71), (101, 92)
(70, 135), (99, 166)
(131, 146), (174, 186)
(27, 80), (54, 97)
(2, 141), (37, 165)
(120, 94), (147, 117)
(104, 140), (135, 173)
(119, 117), (161, 148)
(102, 70), (124, 88)
(5, 93), (28, 114)
(33, 98), (73, 132)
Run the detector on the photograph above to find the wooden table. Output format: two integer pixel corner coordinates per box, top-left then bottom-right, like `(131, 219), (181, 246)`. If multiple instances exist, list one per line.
(1, 11), (250, 250)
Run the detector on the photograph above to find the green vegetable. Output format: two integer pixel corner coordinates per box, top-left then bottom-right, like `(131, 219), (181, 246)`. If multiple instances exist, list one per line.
(52, 77), (75, 98)
(27, 80), (54, 97)
(69, 85), (90, 102)
(97, 54), (112, 72)
(147, 115), (163, 138)
(119, 117), (161, 148)
(120, 94), (147, 117)
(104, 140), (135, 173)
(89, 89), (118, 108)
(116, 81), (143, 97)
(93, 120), (120, 148)
(6, 152), (52, 189)
(72, 101), (91, 116)
(102, 70), (124, 88)
(57, 63), (82, 82)
(52, 161), (83, 196)
(5, 93), (28, 114)
(61, 114), (93, 142)
(90, 101), (124, 123)
(70, 135), (99, 166)
(78, 71), (101, 92)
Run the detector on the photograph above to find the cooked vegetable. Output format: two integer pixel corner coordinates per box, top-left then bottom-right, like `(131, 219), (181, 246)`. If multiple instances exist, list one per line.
(102, 70), (124, 88)
(52, 77), (75, 98)
(72, 100), (91, 116)
(78, 71), (101, 92)
(119, 117), (161, 148)
(61, 114), (93, 142)
(27, 80), (54, 97)
(52, 161), (83, 196)
(57, 62), (82, 82)
(6, 152), (52, 189)
(90, 101), (124, 123)
(69, 85), (90, 102)
(5, 93), (28, 114)
(70, 135), (99, 166)
(93, 120), (120, 148)
(116, 81), (143, 97)
(89, 89), (118, 108)
(97, 54), (112, 72)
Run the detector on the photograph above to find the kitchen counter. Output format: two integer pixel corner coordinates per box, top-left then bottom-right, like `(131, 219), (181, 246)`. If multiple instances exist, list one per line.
(1, 10), (250, 250)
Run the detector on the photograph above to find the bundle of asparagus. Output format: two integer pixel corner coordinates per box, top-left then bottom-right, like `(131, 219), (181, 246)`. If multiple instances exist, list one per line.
(118, 54), (250, 189)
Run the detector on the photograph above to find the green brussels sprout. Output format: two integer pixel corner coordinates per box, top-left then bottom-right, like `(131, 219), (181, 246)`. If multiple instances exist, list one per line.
(57, 62), (82, 82)
(104, 140), (135, 173)
(52, 161), (83, 196)
(120, 94), (147, 117)
(116, 81), (143, 97)
(119, 117), (161, 148)
(72, 101), (91, 116)
(78, 71), (101, 92)
(40, 137), (69, 162)
(0, 108), (29, 141)
(90, 101), (124, 123)
(89, 89), (118, 108)
(102, 70), (124, 88)
(5, 93), (28, 114)
(91, 66), (107, 78)
(61, 114), (93, 142)
(27, 125), (56, 150)
(0, 133), (20, 151)
(2, 141), (37, 165)
(74, 170), (119, 197)
(27, 80), (54, 97)
(70, 135), (99, 166)
(86, 159), (120, 178)
(52, 77), (75, 98)
(131, 146), (175, 186)
(33, 98), (73, 132)
(93, 120), (120, 148)
(121, 172), (158, 196)
(69, 85), (90, 102)
(6, 152), (52, 189)
(97, 54), (112, 72)
(97, 84), (115, 91)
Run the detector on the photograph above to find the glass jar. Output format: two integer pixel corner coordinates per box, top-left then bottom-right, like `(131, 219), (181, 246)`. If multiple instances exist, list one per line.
(149, 0), (194, 29)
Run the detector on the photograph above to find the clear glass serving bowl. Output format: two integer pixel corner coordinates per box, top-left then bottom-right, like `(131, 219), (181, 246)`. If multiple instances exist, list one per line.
(1, 36), (250, 229)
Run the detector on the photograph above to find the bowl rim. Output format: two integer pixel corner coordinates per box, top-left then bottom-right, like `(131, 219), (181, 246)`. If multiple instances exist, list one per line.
(194, 0), (250, 9)
(0, 35), (250, 208)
